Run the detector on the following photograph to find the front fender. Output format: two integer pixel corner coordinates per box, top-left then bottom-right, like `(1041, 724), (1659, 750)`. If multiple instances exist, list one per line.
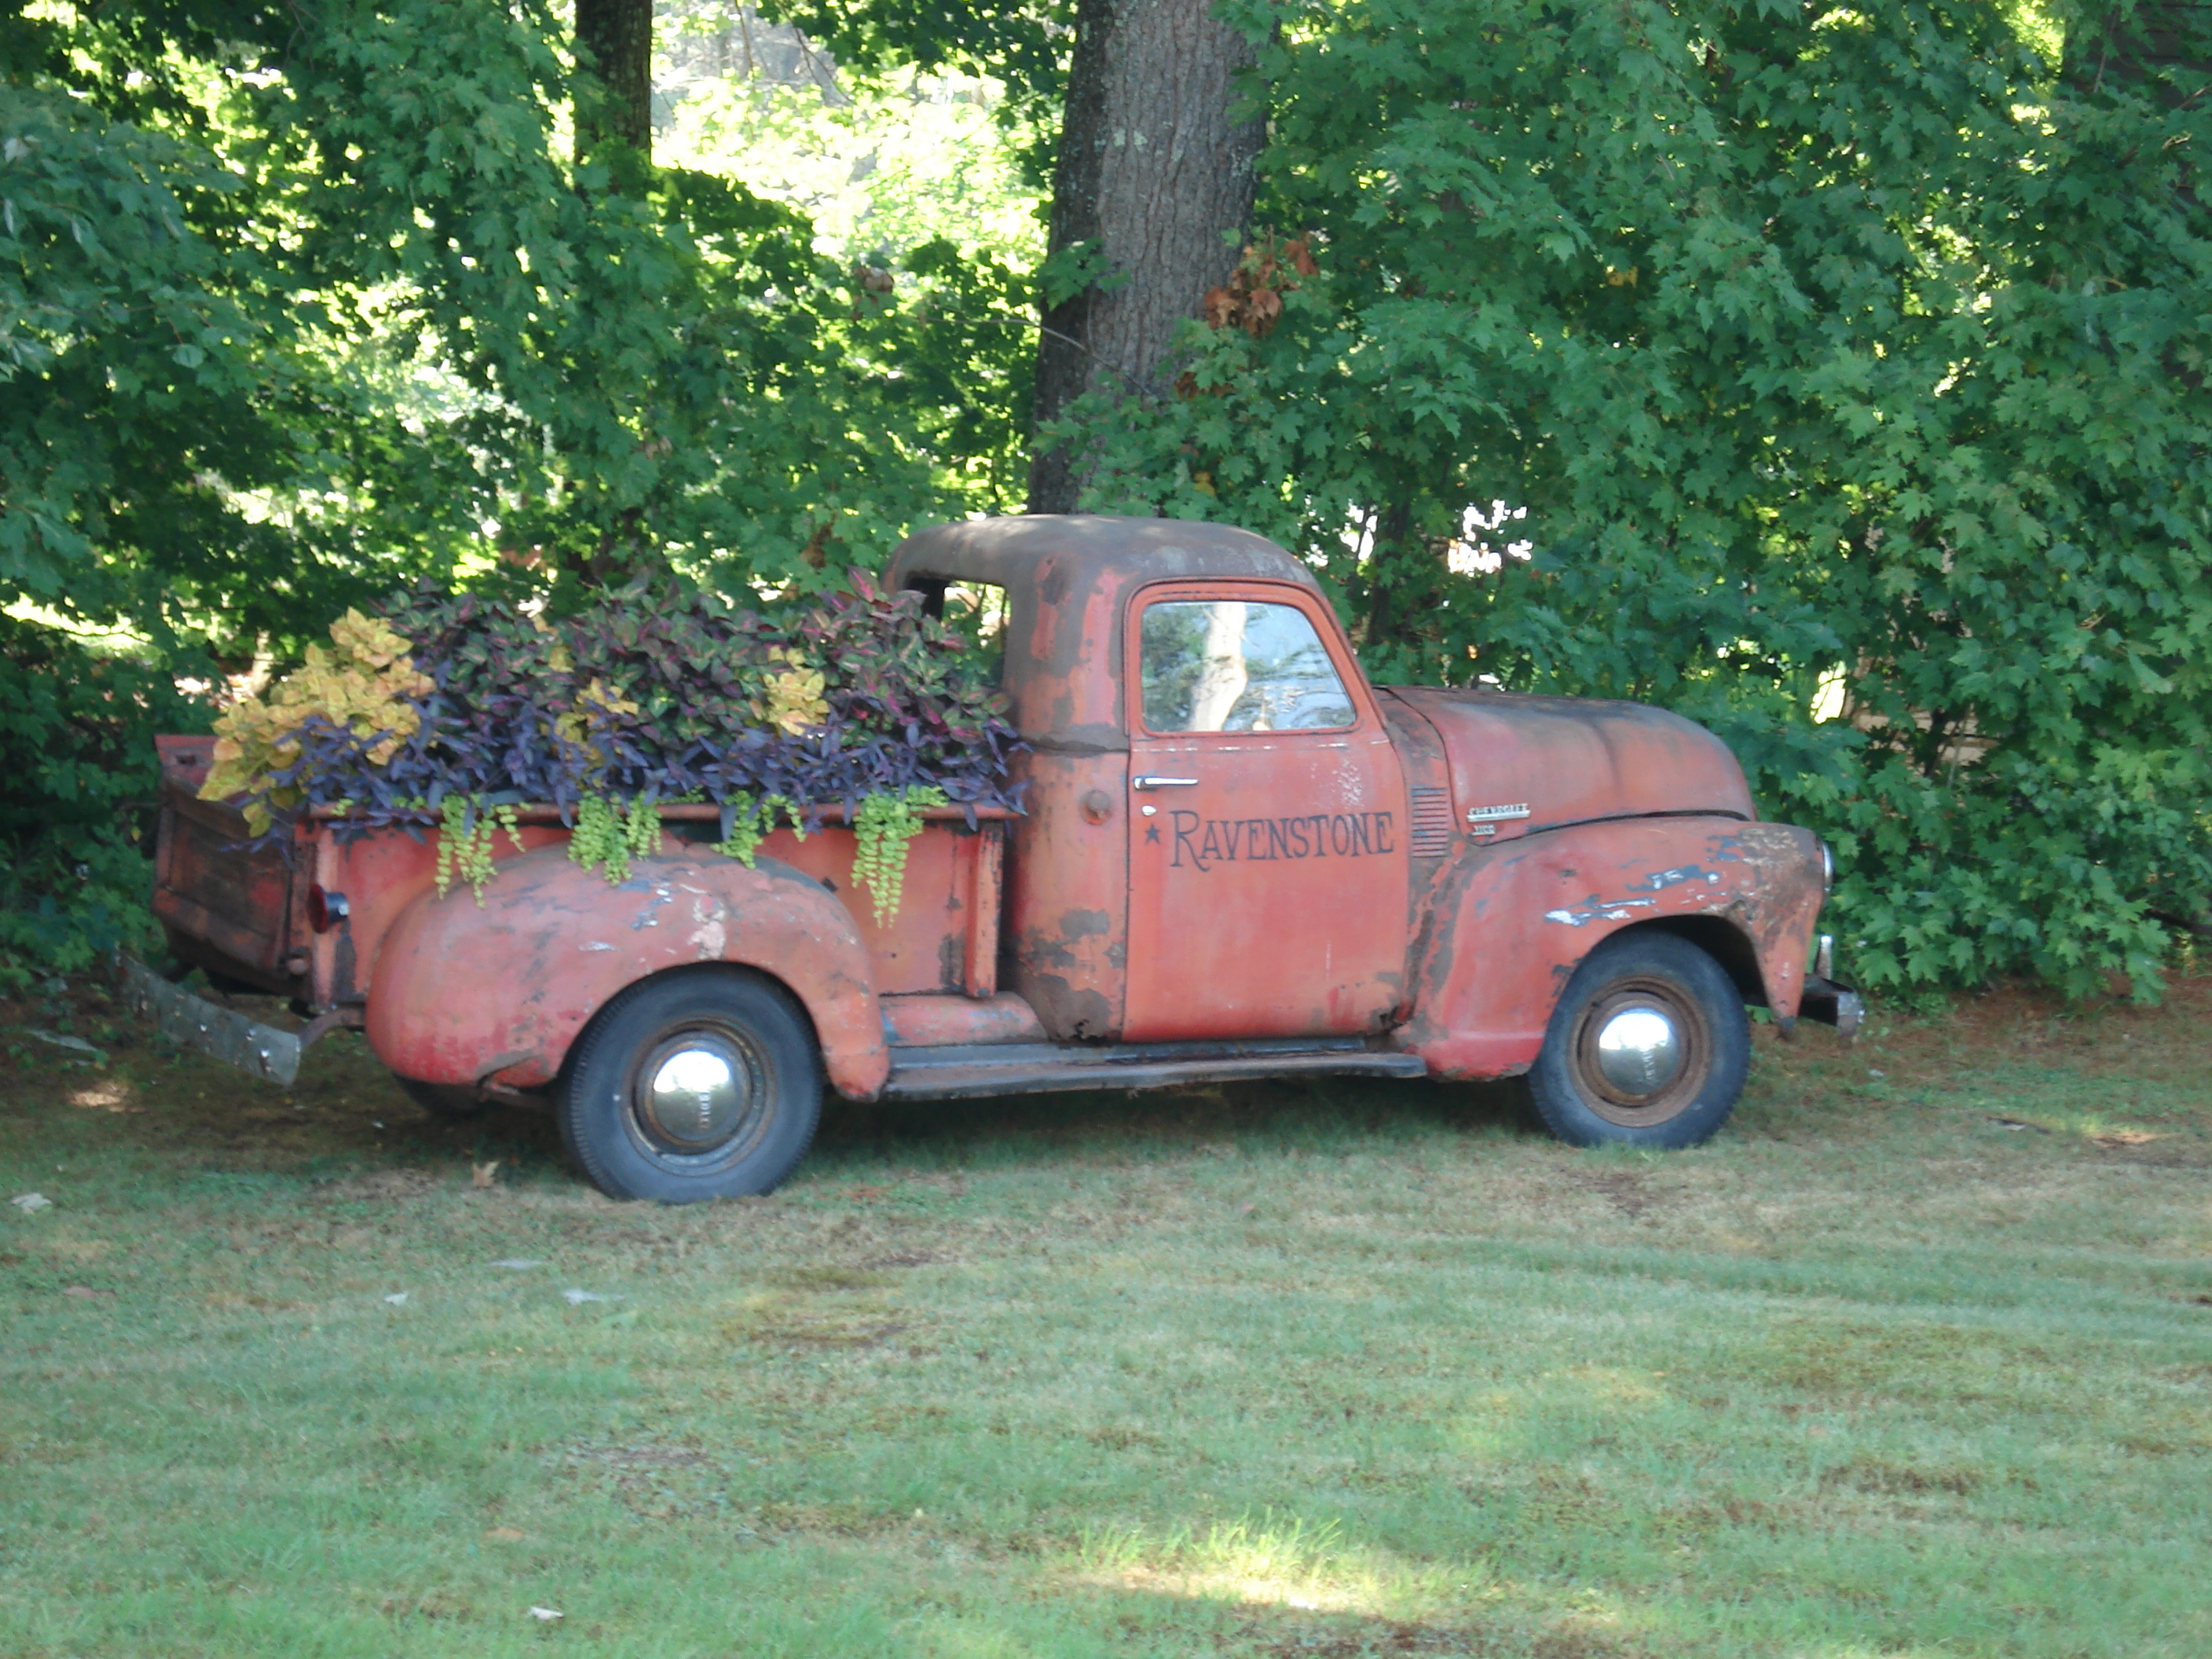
(1400, 818), (1827, 1079)
(364, 847), (890, 1101)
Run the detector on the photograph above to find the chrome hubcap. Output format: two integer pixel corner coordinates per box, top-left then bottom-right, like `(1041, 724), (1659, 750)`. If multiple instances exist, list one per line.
(639, 1040), (749, 1149)
(1593, 1006), (1683, 1096)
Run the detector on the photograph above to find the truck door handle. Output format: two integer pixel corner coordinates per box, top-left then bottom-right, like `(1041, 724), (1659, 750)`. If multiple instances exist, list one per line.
(1130, 775), (1199, 790)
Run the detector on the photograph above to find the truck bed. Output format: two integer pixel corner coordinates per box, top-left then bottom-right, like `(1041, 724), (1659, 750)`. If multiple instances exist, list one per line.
(149, 737), (1012, 1019)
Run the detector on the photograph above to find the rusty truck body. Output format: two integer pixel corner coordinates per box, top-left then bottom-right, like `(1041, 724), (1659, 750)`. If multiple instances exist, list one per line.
(140, 515), (1859, 1202)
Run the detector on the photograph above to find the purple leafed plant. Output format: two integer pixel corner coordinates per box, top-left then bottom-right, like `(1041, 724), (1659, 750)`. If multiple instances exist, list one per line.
(229, 572), (1025, 848)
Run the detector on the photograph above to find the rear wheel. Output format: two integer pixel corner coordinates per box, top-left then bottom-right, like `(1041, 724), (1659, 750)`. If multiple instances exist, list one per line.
(558, 968), (822, 1203)
(1527, 931), (1749, 1149)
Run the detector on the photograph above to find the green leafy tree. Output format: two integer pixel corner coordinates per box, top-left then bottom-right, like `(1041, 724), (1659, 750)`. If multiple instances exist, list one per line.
(1081, 0), (2212, 998)
(0, 0), (1037, 982)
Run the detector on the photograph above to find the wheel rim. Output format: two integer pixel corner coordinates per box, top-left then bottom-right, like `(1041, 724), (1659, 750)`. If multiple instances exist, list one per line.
(1569, 974), (1711, 1126)
(623, 1020), (775, 1173)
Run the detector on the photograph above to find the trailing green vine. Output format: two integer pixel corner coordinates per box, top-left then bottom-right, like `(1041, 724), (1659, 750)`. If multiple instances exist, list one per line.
(567, 793), (665, 884)
(851, 786), (946, 925)
(624, 797), (663, 866)
(714, 793), (807, 867)
(562, 787), (936, 924)
(434, 794), (524, 902)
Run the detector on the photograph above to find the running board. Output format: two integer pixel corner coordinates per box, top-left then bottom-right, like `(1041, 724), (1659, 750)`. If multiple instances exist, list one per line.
(881, 1036), (1428, 1101)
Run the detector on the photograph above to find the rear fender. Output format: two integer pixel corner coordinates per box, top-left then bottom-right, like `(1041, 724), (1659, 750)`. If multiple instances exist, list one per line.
(1401, 819), (1826, 1079)
(364, 846), (889, 1100)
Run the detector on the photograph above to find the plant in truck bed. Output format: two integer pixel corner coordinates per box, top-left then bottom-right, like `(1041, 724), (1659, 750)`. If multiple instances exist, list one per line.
(199, 574), (1022, 919)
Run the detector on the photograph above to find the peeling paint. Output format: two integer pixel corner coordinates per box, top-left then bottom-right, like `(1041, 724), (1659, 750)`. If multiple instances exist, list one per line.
(1624, 865), (1719, 892)
(687, 893), (728, 960)
(1544, 897), (1661, 926)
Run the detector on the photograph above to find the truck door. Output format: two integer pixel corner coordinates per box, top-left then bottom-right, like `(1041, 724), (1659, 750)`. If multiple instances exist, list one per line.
(1122, 581), (1409, 1042)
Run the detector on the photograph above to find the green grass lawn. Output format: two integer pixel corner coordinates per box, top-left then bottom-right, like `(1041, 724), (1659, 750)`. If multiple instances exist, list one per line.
(2, 972), (2208, 1657)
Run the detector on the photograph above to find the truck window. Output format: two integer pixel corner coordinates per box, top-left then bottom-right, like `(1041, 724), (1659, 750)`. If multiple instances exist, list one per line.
(940, 580), (1008, 687)
(1139, 599), (1355, 733)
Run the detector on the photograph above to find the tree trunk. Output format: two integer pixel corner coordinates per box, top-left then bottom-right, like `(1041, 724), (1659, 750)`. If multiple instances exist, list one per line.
(2063, 2), (2212, 100)
(566, 0), (654, 587)
(575, 0), (654, 176)
(1027, 0), (1263, 514)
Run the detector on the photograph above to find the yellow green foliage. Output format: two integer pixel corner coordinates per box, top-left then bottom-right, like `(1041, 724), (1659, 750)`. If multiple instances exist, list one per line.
(200, 611), (432, 833)
(553, 676), (640, 757)
(755, 648), (830, 735)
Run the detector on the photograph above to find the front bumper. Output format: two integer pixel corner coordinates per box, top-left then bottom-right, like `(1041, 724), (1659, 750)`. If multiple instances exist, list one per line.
(1798, 975), (1864, 1038)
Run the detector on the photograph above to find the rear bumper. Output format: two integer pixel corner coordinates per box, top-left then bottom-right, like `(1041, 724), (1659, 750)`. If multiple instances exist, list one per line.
(119, 956), (351, 1087)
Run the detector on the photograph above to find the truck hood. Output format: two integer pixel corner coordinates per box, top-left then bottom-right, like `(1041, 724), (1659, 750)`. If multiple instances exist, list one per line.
(1379, 686), (1754, 840)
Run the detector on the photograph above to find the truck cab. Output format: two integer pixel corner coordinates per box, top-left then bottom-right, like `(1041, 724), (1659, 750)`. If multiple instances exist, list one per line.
(142, 515), (1856, 1203)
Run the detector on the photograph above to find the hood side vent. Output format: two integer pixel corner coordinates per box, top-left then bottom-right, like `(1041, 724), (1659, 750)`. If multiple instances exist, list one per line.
(1408, 788), (1454, 858)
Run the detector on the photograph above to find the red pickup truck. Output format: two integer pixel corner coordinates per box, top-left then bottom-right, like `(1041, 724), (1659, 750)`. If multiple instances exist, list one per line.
(137, 515), (1857, 1202)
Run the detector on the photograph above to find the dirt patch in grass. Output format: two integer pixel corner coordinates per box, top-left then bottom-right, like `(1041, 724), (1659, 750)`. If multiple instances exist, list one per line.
(1750, 1315), (2070, 1408)
(1818, 1455), (1987, 1497)
(2097, 1139), (2212, 1168)
(765, 1264), (895, 1292)
(1575, 1169), (1658, 1218)
(563, 1440), (719, 1471)
(309, 1168), (443, 1203)
(1251, 1619), (1485, 1656)
(1240, 1614), (1647, 1659)
(727, 1306), (914, 1346)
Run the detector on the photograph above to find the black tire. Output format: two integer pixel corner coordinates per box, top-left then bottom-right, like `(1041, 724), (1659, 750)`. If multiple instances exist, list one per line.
(391, 1072), (492, 1121)
(1527, 931), (1749, 1150)
(558, 967), (822, 1203)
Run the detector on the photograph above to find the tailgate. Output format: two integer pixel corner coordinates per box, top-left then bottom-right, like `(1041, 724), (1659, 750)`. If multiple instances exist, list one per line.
(151, 734), (305, 993)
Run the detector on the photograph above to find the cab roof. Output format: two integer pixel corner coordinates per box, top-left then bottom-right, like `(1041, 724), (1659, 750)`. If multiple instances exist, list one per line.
(885, 515), (1322, 751)
(886, 515), (1317, 599)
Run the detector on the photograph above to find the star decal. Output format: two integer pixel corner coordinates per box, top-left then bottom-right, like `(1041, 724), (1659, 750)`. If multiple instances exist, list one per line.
(1144, 823), (1161, 844)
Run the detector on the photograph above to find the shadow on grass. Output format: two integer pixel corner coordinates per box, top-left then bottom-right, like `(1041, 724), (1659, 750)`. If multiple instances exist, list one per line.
(357, 1049), (1541, 1190)
(367, 1075), (1542, 1194)
(809, 1074), (1540, 1176)
(2, 972), (1544, 1197)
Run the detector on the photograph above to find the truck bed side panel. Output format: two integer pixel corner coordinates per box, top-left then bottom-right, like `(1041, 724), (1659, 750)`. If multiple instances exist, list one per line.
(740, 822), (1002, 998)
(298, 812), (1002, 1013)
(363, 844), (892, 1101)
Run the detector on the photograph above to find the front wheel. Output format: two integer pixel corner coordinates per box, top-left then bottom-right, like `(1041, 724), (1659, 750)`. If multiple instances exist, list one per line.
(1527, 931), (1749, 1150)
(558, 967), (822, 1203)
